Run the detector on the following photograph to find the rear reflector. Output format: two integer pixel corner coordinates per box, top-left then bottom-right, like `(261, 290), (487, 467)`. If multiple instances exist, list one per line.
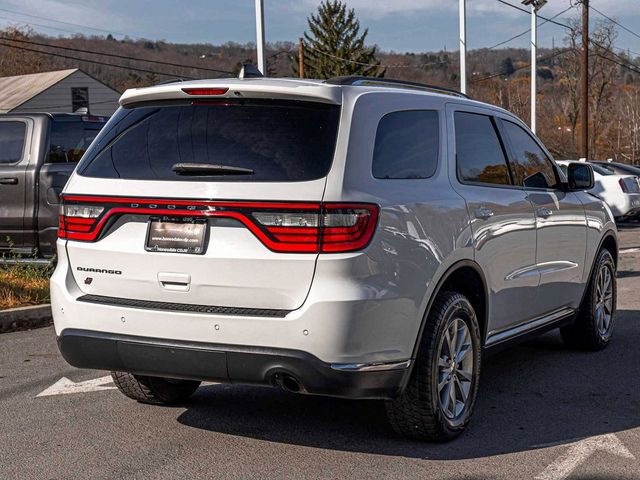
(181, 87), (229, 96)
(58, 196), (378, 254)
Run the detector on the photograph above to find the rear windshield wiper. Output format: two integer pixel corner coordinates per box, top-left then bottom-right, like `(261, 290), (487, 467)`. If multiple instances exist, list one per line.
(172, 163), (254, 176)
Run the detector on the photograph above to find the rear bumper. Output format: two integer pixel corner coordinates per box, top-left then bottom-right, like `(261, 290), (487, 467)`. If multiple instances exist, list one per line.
(57, 329), (409, 399)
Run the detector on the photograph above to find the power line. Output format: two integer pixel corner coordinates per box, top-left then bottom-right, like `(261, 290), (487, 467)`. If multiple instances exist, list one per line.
(307, 45), (449, 70)
(487, 4), (576, 50)
(495, 0), (574, 31)
(589, 4), (640, 41)
(0, 15), (81, 35)
(0, 99), (118, 111)
(590, 37), (640, 75)
(0, 7), (132, 38)
(471, 48), (573, 83)
(0, 36), (234, 75)
(593, 51), (640, 75)
(0, 41), (196, 79)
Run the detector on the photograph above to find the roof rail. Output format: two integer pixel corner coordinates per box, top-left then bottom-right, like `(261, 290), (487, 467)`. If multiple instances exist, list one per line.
(325, 76), (470, 99)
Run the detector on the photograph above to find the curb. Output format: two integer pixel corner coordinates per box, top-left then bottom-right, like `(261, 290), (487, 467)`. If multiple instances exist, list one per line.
(0, 304), (52, 334)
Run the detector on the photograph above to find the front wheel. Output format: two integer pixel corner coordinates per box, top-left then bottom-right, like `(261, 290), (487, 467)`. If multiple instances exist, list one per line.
(386, 291), (482, 441)
(561, 249), (617, 351)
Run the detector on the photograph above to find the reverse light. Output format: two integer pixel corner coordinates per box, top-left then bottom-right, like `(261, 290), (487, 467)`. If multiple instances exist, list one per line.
(64, 205), (104, 218)
(181, 87), (229, 96)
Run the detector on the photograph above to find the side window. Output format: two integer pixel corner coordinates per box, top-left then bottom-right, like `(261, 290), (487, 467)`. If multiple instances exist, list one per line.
(502, 120), (558, 189)
(372, 110), (439, 179)
(0, 121), (26, 164)
(455, 112), (511, 186)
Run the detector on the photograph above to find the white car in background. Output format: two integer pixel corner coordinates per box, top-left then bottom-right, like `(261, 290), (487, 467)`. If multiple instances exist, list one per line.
(557, 160), (640, 220)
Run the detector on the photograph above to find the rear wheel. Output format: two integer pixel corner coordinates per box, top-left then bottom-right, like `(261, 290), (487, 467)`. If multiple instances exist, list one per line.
(561, 249), (616, 351)
(386, 291), (481, 441)
(111, 372), (200, 405)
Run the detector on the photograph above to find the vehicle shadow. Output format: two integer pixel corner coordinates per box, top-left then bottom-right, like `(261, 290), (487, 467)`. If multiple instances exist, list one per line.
(177, 309), (640, 460)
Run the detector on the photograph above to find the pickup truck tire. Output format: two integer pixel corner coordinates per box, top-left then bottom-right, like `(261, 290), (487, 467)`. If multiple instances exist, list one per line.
(385, 291), (481, 442)
(111, 371), (201, 405)
(561, 249), (616, 351)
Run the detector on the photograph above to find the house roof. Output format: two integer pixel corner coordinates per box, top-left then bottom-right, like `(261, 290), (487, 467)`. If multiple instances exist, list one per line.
(0, 69), (78, 113)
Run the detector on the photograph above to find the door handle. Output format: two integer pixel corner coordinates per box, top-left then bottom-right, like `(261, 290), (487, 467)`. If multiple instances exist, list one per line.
(474, 207), (494, 220)
(0, 177), (18, 185)
(536, 207), (553, 218)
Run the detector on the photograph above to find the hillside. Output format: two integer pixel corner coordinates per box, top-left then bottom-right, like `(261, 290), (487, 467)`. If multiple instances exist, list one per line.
(1, 27), (639, 162)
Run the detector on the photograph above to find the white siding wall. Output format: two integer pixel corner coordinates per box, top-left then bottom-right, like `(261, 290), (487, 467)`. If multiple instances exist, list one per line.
(14, 71), (120, 116)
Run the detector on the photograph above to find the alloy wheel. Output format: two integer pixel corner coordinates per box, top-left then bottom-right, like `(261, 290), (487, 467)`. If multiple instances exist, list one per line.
(595, 263), (614, 339)
(436, 317), (475, 420)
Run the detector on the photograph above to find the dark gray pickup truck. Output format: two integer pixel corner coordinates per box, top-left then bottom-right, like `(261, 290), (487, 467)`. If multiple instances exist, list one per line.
(0, 113), (107, 258)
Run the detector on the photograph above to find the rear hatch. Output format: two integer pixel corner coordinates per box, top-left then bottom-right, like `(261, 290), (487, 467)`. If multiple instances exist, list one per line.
(60, 92), (344, 312)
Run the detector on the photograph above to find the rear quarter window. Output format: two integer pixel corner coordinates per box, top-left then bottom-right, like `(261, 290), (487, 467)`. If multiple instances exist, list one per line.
(48, 119), (105, 163)
(372, 110), (439, 179)
(78, 100), (340, 182)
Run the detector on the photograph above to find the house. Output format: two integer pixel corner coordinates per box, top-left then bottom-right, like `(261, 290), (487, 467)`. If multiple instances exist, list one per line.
(0, 69), (120, 116)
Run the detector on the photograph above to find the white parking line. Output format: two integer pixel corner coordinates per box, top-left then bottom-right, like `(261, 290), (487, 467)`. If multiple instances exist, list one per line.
(535, 433), (635, 480)
(36, 376), (116, 397)
(620, 248), (640, 255)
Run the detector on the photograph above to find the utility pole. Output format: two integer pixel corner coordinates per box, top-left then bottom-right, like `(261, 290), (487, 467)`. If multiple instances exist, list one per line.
(580, 0), (590, 159)
(255, 0), (266, 75)
(298, 37), (305, 79)
(459, 0), (467, 94)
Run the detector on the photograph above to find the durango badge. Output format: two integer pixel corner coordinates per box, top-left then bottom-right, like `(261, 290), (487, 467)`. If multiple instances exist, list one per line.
(76, 267), (122, 275)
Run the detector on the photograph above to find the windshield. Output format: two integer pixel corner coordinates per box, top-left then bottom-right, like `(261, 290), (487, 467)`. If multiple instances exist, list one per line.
(77, 100), (341, 182)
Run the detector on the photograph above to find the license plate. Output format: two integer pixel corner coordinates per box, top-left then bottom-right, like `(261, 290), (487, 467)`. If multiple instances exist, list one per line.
(145, 218), (207, 254)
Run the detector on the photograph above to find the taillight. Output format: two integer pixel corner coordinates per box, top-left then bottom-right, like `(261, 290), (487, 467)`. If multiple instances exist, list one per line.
(251, 204), (378, 253)
(320, 205), (378, 252)
(619, 178), (629, 193)
(58, 196), (378, 254)
(58, 204), (104, 239)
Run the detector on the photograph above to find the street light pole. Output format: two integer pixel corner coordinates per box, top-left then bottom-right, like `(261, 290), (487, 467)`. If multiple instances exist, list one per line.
(531, 4), (537, 133)
(255, 0), (266, 75)
(459, 0), (467, 94)
(522, 0), (547, 134)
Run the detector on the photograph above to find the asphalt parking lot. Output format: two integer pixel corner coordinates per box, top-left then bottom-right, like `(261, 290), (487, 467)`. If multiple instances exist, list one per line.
(1, 226), (640, 480)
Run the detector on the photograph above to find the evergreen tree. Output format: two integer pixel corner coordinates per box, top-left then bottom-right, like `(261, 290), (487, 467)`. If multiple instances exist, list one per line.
(294, 0), (383, 79)
(501, 57), (516, 77)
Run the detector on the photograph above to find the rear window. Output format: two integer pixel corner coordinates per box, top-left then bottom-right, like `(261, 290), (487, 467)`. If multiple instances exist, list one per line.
(78, 100), (341, 182)
(455, 112), (511, 186)
(0, 121), (26, 164)
(372, 110), (439, 179)
(48, 119), (106, 163)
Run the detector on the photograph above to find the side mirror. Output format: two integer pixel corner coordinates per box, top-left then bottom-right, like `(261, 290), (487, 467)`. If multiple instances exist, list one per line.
(567, 162), (594, 191)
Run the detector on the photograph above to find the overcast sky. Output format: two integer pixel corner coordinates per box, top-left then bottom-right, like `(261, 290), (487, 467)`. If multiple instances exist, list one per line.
(0, 0), (639, 54)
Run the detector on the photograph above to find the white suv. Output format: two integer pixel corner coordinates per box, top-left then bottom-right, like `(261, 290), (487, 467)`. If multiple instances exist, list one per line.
(52, 72), (618, 441)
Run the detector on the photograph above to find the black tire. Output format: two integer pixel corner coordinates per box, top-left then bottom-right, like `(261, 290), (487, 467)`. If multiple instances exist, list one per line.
(386, 291), (482, 441)
(111, 372), (201, 405)
(561, 248), (617, 351)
